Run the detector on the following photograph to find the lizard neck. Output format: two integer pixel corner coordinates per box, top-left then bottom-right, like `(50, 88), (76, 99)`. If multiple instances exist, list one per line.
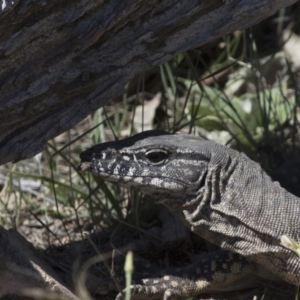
(178, 152), (300, 285)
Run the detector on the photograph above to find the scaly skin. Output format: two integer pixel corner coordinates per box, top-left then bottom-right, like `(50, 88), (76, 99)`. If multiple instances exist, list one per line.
(80, 130), (300, 299)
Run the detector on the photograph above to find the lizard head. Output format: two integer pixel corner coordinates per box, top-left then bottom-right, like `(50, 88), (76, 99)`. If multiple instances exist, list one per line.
(79, 130), (212, 201)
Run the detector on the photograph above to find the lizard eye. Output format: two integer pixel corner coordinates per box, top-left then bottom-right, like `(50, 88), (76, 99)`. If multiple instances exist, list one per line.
(145, 149), (169, 165)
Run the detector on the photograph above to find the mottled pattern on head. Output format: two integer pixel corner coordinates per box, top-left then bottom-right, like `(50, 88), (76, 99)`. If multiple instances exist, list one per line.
(80, 130), (235, 202)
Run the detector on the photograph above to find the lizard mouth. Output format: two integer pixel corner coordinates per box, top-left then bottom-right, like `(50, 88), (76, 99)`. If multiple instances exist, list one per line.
(78, 161), (206, 192)
(91, 170), (190, 187)
(79, 161), (191, 191)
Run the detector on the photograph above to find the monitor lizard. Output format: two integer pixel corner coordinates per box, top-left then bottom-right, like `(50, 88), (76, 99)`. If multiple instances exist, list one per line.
(79, 130), (300, 299)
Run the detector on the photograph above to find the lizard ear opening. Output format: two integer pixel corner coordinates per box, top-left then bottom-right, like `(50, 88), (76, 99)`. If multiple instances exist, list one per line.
(145, 149), (169, 165)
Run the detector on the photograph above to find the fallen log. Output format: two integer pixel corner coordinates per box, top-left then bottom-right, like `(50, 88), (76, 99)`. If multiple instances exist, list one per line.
(0, 0), (297, 164)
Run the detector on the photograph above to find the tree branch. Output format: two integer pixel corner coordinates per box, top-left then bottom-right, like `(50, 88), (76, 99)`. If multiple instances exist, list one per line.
(0, 0), (296, 164)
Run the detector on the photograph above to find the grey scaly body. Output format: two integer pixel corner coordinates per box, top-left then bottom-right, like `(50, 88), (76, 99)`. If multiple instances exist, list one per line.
(80, 130), (300, 299)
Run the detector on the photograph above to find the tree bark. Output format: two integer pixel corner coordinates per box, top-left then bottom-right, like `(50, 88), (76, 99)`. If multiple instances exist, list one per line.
(0, 0), (297, 165)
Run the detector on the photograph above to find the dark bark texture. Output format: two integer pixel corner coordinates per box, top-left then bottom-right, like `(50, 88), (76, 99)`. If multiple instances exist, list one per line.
(0, 0), (297, 165)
